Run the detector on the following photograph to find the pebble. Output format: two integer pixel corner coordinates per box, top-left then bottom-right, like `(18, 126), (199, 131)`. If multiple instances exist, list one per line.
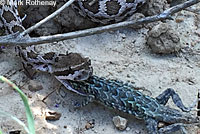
(112, 116), (128, 130)
(135, 130), (141, 134)
(28, 80), (43, 91)
(126, 127), (130, 131)
(158, 122), (165, 128)
(45, 110), (61, 121)
(85, 119), (95, 130)
(9, 130), (21, 134)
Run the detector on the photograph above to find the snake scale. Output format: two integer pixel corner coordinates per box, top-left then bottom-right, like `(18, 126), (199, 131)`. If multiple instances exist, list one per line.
(0, 0), (25, 34)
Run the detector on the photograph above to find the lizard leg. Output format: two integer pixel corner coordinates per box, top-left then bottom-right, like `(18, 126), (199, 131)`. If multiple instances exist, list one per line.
(156, 88), (192, 112)
(74, 95), (95, 108)
(158, 123), (187, 134)
(145, 118), (159, 134)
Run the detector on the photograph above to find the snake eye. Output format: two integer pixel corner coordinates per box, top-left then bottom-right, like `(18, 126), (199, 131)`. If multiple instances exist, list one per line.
(43, 65), (50, 71)
(55, 57), (59, 62)
(37, 64), (50, 72)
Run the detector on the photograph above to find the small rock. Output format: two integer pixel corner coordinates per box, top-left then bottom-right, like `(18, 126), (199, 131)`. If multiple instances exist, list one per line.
(112, 116), (128, 130)
(45, 110), (61, 121)
(135, 130), (141, 134)
(85, 119), (95, 130)
(85, 123), (92, 130)
(175, 18), (184, 23)
(158, 122), (165, 128)
(127, 74), (130, 78)
(28, 80), (43, 91)
(147, 22), (182, 54)
(126, 127), (131, 131)
(9, 130), (21, 134)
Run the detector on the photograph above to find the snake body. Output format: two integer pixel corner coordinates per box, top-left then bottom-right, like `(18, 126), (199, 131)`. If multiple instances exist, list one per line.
(0, 0), (147, 34)
(73, 0), (147, 24)
(0, 0), (25, 34)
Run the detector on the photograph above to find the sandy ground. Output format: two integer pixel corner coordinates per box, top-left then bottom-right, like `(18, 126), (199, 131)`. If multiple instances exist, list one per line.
(0, 3), (200, 134)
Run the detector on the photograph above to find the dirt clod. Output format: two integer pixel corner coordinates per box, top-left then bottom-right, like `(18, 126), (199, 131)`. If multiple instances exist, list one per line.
(147, 22), (182, 54)
(28, 80), (43, 91)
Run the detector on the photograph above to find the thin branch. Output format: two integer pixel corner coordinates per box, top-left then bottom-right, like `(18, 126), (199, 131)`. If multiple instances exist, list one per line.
(162, 0), (200, 15)
(19, 0), (75, 37)
(0, 0), (199, 46)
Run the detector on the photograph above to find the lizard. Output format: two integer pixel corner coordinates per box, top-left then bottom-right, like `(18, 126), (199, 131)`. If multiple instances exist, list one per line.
(16, 45), (200, 134)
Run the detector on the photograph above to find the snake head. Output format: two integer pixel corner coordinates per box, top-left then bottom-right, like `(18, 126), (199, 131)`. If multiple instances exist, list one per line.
(52, 52), (93, 81)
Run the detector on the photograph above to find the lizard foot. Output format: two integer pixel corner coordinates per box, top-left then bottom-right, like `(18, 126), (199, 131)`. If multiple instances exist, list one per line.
(156, 88), (196, 112)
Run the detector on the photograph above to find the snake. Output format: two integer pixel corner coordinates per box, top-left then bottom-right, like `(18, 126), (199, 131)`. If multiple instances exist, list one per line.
(15, 45), (93, 95)
(72, 0), (147, 24)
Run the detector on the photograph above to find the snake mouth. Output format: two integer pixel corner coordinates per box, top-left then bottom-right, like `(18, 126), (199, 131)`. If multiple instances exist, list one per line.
(55, 77), (87, 96)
